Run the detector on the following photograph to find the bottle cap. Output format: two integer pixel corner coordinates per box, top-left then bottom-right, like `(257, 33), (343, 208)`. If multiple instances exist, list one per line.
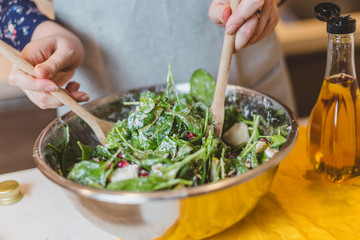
(313, 2), (356, 34)
(313, 2), (340, 22)
(0, 180), (23, 205)
(327, 16), (356, 34)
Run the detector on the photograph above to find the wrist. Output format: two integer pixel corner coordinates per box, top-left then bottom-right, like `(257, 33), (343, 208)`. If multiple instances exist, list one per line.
(32, 20), (75, 41)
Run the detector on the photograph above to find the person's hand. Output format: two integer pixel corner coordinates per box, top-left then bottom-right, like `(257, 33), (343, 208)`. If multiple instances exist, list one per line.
(209, 0), (280, 52)
(7, 21), (87, 109)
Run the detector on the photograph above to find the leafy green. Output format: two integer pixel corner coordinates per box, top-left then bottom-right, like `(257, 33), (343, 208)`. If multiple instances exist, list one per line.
(63, 66), (289, 192)
(223, 105), (245, 132)
(137, 130), (157, 150)
(270, 135), (287, 148)
(46, 125), (80, 176)
(127, 111), (155, 131)
(68, 160), (113, 188)
(139, 96), (155, 113)
(168, 111), (203, 136)
(77, 142), (96, 161)
(157, 136), (177, 159)
(107, 175), (192, 192)
(190, 69), (216, 106)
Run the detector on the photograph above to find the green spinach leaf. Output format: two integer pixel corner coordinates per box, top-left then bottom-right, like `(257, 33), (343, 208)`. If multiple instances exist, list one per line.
(77, 142), (96, 160)
(270, 135), (287, 148)
(127, 110), (155, 131)
(106, 175), (192, 192)
(68, 160), (113, 188)
(190, 69), (216, 106)
(139, 96), (155, 113)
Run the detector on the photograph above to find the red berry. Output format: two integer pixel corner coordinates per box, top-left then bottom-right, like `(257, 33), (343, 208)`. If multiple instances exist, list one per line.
(187, 131), (195, 139)
(118, 160), (128, 168)
(140, 170), (148, 178)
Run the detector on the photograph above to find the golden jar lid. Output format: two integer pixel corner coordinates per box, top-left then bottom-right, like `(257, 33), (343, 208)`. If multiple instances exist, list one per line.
(0, 180), (23, 205)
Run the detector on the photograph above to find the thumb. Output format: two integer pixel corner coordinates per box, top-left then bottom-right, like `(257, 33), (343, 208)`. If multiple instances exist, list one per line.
(209, 1), (231, 25)
(34, 48), (72, 80)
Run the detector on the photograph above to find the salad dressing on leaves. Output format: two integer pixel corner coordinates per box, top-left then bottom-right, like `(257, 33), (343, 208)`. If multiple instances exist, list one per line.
(50, 66), (289, 191)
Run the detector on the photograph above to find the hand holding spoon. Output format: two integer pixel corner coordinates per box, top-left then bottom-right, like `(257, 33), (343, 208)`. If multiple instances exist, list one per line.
(210, 0), (240, 136)
(0, 40), (114, 146)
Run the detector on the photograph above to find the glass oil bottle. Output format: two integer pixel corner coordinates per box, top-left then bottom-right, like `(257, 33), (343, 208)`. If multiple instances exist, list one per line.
(307, 3), (360, 183)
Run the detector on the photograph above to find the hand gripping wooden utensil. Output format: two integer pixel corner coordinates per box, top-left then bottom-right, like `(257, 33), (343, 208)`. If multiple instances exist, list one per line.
(210, 0), (240, 136)
(0, 40), (114, 146)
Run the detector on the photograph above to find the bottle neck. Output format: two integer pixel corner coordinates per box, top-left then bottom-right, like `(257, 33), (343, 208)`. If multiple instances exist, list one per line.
(325, 33), (356, 79)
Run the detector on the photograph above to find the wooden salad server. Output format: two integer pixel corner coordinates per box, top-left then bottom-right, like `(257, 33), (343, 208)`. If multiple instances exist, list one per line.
(0, 40), (114, 146)
(210, 0), (240, 136)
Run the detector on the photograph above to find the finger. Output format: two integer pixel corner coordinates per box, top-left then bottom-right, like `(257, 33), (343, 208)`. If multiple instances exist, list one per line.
(23, 85), (89, 109)
(8, 65), (58, 92)
(50, 70), (76, 87)
(225, 0), (264, 34)
(65, 81), (80, 92)
(248, 1), (279, 45)
(234, 14), (258, 52)
(67, 90), (90, 102)
(208, 0), (230, 22)
(21, 38), (56, 67)
(34, 43), (77, 80)
(248, 12), (279, 45)
(23, 89), (63, 109)
(249, 1), (272, 43)
(209, 0), (231, 26)
(64, 82), (90, 102)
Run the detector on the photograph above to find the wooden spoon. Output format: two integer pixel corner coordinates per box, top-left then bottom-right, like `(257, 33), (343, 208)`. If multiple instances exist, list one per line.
(0, 40), (114, 146)
(210, 0), (240, 136)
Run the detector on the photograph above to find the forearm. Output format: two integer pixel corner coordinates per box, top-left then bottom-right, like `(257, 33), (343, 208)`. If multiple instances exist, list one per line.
(0, 0), (50, 51)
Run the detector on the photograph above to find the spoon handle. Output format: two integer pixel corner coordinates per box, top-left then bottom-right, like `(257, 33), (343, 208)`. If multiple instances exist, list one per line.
(0, 40), (103, 132)
(211, 0), (240, 136)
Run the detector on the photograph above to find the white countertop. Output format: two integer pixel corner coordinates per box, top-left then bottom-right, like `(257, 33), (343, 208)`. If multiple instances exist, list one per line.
(0, 168), (117, 240)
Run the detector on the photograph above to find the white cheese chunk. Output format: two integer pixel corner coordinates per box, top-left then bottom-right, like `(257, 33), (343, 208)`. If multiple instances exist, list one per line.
(265, 147), (279, 158)
(109, 164), (139, 183)
(255, 141), (269, 153)
(222, 122), (250, 146)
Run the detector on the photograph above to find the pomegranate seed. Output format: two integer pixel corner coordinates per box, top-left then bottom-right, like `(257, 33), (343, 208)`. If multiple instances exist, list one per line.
(140, 170), (148, 178)
(117, 161), (128, 168)
(106, 161), (113, 170)
(118, 152), (122, 159)
(187, 131), (195, 139)
(260, 138), (267, 142)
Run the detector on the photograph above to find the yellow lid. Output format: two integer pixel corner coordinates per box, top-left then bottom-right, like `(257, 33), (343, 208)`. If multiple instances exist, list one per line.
(0, 180), (23, 205)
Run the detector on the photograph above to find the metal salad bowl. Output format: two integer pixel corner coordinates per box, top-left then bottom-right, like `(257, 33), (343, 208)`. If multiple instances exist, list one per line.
(33, 83), (298, 240)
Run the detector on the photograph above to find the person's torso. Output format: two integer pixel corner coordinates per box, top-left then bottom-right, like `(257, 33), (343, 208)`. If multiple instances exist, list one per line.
(53, 0), (296, 113)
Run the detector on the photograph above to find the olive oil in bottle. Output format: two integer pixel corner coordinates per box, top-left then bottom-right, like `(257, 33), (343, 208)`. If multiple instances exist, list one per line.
(307, 3), (360, 183)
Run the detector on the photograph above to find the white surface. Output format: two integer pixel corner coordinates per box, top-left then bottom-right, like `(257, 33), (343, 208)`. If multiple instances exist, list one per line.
(0, 168), (117, 240)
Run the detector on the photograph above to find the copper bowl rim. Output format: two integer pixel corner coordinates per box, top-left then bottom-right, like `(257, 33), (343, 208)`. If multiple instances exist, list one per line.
(33, 83), (299, 204)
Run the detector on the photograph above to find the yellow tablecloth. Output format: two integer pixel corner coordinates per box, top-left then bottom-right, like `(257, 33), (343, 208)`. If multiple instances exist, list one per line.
(207, 126), (360, 240)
